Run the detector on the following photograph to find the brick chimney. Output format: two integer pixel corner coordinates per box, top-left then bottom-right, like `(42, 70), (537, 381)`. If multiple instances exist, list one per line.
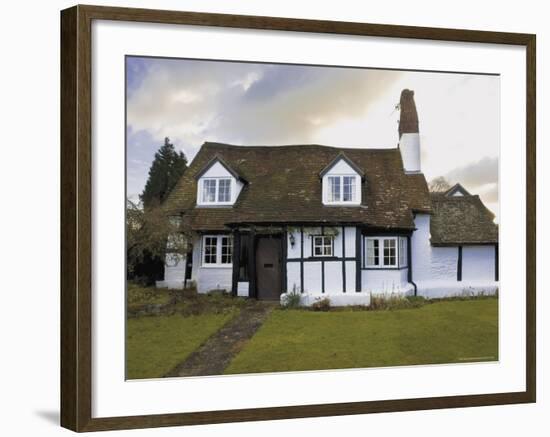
(398, 89), (421, 173)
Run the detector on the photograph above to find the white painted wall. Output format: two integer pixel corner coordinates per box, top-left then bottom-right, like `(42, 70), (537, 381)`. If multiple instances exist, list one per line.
(431, 247), (458, 280)
(237, 281), (249, 297)
(303, 261), (322, 294)
(412, 214), (498, 297)
(399, 133), (421, 173)
(286, 262), (301, 294)
(191, 235), (233, 293)
(324, 261), (343, 293)
(362, 268), (411, 294)
(196, 160), (244, 206)
(463, 246), (496, 281)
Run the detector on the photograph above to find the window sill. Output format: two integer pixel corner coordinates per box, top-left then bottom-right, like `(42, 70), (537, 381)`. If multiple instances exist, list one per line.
(322, 202), (361, 207)
(200, 264), (233, 269)
(362, 266), (408, 270)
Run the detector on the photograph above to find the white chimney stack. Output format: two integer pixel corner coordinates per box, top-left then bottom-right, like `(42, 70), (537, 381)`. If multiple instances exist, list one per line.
(398, 89), (421, 173)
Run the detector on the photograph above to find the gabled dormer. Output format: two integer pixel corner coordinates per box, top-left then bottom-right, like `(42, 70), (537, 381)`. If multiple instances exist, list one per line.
(319, 153), (364, 206)
(195, 155), (246, 207)
(444, 183), (471, 197)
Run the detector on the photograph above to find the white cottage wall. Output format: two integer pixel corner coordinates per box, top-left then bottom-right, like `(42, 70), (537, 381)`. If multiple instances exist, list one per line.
(412, 214), (498, 297)
(190, 235), (233, 294)
(462, 245), (496, 282)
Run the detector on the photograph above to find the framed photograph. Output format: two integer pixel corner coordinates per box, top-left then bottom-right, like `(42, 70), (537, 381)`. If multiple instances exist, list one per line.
(60, 4), (536, 432)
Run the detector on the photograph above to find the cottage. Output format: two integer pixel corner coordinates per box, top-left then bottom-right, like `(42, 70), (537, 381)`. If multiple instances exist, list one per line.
(157, 89), (499, 305)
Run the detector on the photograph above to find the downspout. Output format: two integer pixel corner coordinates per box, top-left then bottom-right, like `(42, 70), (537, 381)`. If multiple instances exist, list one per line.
(407, 235), (417, 296)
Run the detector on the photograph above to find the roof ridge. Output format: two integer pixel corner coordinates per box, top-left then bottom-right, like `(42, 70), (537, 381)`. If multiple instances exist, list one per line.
(202, 141), (397, 152)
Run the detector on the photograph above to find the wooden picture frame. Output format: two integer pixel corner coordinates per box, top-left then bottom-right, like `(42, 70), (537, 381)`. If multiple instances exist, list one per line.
(60, 4), (536, 432)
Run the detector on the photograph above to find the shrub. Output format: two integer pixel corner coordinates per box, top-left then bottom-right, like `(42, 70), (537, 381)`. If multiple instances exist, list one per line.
(369, 292), (425, 311)
(281, 289), (302, 309)
(311, 297), (331, 312)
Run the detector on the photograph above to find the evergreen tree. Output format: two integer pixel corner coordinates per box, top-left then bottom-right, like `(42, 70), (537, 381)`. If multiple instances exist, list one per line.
(140, 137), (188, 208)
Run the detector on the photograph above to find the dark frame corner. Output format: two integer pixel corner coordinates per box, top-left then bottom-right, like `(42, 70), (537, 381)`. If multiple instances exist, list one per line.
(60, 4), (536, 432)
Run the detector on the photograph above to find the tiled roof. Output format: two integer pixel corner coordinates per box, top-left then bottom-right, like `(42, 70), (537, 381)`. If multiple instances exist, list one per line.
(430, 192), (498, 245)
(163, 142), (432, 231)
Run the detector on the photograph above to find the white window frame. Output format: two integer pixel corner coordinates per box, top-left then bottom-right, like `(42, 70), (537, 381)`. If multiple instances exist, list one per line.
(201, 235), (233, 267)
(364, 236), (403, 268)
(324, 174), (360, 205)
(198, 177), (233, 206)
(312, 235), (334, 257)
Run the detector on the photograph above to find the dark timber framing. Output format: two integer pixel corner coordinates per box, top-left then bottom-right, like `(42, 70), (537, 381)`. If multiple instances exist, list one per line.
(342, 226), (347, 293)
(282, 227), (288, 293)
(300, 226), (304, 293)
(495, 243), (499, 281)
(355, 228), (362, 292)
(61, 5), (536, 431)
(231, 230), (240, 296)
(457, 246), (463, 281)
(321, 226), (325, 293)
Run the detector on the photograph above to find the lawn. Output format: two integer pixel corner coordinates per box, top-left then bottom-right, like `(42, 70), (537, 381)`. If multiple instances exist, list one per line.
(126, 311), (236, 379)
(225, 299), (498, 374)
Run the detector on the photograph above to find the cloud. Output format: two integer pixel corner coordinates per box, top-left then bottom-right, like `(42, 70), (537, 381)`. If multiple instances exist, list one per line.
(445, 156), (498, 190)
(126, 58), (402, 153)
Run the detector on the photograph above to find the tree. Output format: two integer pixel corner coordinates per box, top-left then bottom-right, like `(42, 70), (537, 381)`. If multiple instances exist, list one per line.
(428, 176), (451, 192)
(140, 137), (187, 208)
(126, 198), (190, 284)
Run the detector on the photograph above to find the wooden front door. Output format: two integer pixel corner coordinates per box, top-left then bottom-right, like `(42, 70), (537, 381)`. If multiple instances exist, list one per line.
(255, 236), (282, 300)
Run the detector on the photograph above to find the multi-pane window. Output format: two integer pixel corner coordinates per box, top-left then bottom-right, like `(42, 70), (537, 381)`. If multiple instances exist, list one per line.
(343, 176), (356, 202)
(366, 238), (379, 266)
(326, 175), (358, 203)
(383, 239), (397, 266)
(201, 178), (232, 204)
(365, 237), (404, 268)
(218, 179), (231, 202)
(313, 235), (333, 257)
(202, 235), (233, 266)
(202, 179), (217, 203)
(203, 236), (218, 264)
(221, 236), (232, 264)
(328, 176), (341, 202)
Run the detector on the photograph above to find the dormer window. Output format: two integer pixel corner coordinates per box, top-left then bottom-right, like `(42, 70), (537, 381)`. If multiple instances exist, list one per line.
(195, 156), (246, 207)
(320, 153), (363, 206)
(201, 178), (232, 204)
(328, 175), (357, 203)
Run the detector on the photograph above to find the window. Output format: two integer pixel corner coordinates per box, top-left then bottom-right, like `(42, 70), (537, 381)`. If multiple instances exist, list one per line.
(399, 237), (407, 267)
(200, 178), (232, 204)
(221, 236), (232, 264)
(203, 236), (218, 264)
(365, 237), (400, 268)
(313, 235), (333, 257)
(218, 179), (231, 202)
(202, 179), (216, 203)
(325, 175), (358, 204)
(202, 235), (233, 266)
(383, 239), (396, 266)
(328, 177), (341, 202)
(343, 176), (356, 201)
(366, 238), (379, 266)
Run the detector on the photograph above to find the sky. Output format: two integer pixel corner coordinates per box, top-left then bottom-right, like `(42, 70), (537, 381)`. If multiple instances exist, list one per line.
(126, 56), (499, 218)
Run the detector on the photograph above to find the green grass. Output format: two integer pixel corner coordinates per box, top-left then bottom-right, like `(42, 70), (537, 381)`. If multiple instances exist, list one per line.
(126, 311), (236, 379)
(127, 283), (173, 311)
(225, 299), (498, 375)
